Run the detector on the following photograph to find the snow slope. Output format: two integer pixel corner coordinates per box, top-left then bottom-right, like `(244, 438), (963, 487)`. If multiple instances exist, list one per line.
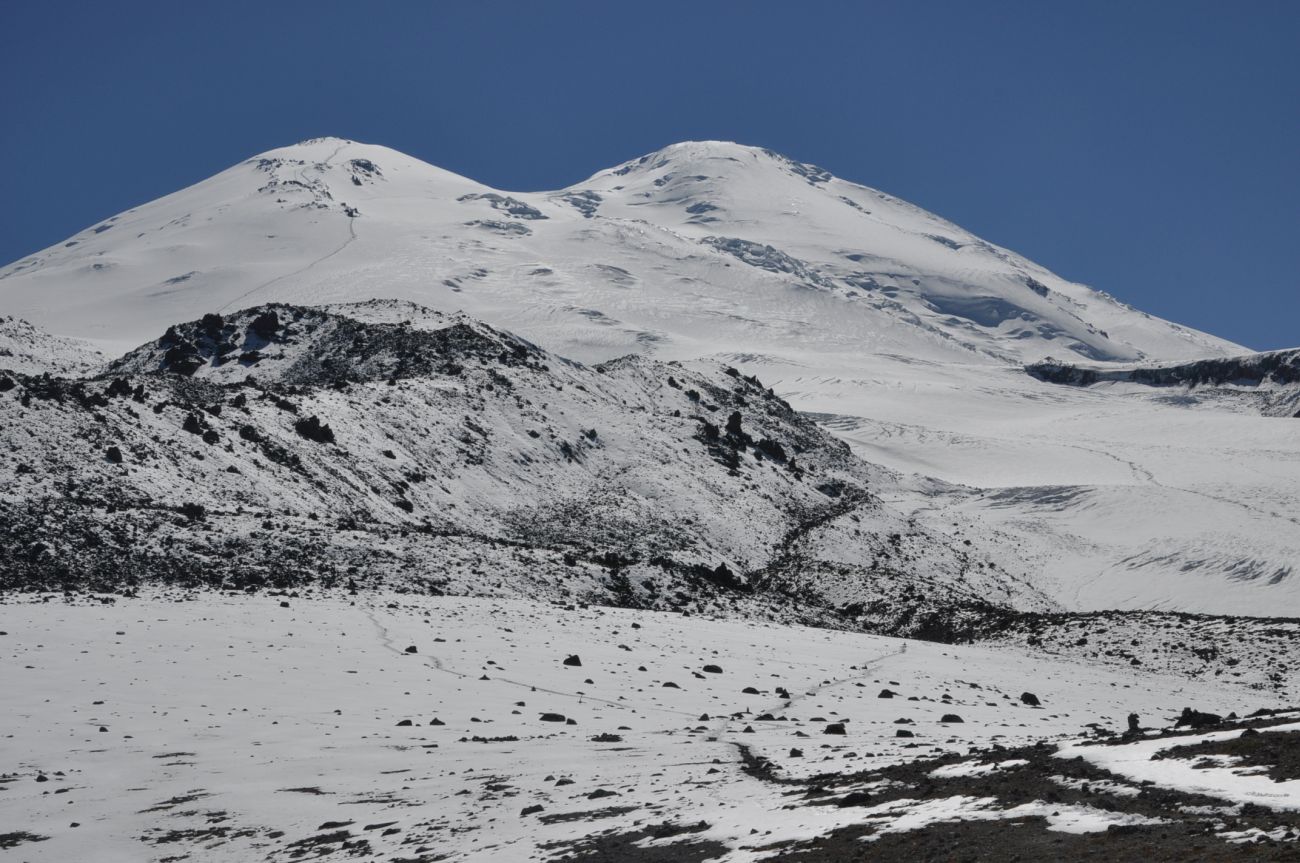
(0, 138), (1296, 618)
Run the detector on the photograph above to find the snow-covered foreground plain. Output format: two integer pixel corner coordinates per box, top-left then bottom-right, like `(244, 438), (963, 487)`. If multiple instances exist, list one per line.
(3, 593), (1296, 861)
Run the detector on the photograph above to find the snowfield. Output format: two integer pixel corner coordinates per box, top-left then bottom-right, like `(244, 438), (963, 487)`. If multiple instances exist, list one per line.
(3, 593), (1297, 862)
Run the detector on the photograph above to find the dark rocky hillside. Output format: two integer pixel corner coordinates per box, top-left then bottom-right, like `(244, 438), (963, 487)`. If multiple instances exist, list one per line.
(0, 302), (1040, 633)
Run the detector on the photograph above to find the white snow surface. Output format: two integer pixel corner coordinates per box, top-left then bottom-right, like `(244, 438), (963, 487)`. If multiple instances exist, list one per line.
(2, 593), (1289, 862)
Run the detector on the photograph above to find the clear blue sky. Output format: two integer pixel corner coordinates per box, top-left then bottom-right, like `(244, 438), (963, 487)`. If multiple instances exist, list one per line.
(2, 1), (1296, 350)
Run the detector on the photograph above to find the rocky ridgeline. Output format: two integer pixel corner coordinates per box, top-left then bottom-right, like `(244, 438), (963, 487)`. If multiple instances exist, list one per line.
(0, 302), (1028, 632)
(1028, 349), (1300, 417)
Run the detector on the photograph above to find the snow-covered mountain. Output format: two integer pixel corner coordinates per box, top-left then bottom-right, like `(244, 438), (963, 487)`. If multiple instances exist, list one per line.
(0, 137), (1240, 364)
(3, 138), (1300, 862)
(1, 137), (1296, 620)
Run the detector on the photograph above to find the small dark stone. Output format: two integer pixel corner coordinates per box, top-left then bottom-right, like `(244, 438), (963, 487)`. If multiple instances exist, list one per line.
(395, 719), (413, 727)
(562, 655), (582, 667)
(1020, 692), (1041, 707)
(521, 805), (544, 816)
(404, 645), (418, 654)
(940, 714), (964, 723)
(824, 722), (847, 735)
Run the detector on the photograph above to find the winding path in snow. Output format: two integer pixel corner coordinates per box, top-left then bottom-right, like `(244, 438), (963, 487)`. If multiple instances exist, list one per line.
(218, 141), (359, 313)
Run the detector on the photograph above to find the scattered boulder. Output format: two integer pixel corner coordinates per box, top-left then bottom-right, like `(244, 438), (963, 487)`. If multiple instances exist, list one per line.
(563, 655), (582, 667)
(940, 714), (964, 723)
(293, 415), (335, 444)
(824, 723), (847, 735)
(1175, 707), (1222, 729)
(837, 790), (873, 807)
(250, 310), (280, 339)
(1020, 692), (1041, 707)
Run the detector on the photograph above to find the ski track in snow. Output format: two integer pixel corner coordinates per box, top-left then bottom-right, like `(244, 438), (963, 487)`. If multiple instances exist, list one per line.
(218, 142), (358, 314)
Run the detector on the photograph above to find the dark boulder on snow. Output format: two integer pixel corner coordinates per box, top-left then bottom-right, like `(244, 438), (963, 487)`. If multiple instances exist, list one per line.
(250, 310), (280, 340)
(293, 415), (335, 444)
(1020, 691), (1041, 707)
(1175, 707), (1222, 729)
